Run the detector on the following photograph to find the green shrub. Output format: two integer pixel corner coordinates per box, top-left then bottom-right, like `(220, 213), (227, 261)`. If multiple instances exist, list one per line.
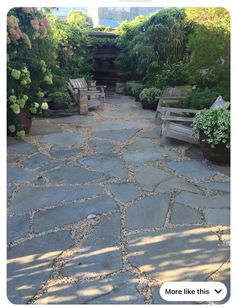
(192, 108), (230, 148)
(178, 88), (229, 110)
(48, 91), (71, 104)
(139, 88), (162, 104)
(131, 84), (145, 100)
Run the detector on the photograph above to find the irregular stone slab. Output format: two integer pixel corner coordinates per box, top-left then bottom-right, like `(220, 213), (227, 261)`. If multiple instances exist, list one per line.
(29, 120), (63, 135)
(165, 160), (215, 179)
(101, 110), (125, 119)
(140, 127), (161, 139)
(7, 231), (74, 304)
(126, 195), (170, 229)
(88, 139), (115, 154)
(127, 226), (230, 281)
(106, 183), (140, 203)
(185, 145), (204, 162)
(40, 132), (84, 148)
(197, 181), (230, 193)
(36, 272), (144, 304)
(7, 214), (30, 242)
(176, 191), (230, 209)
(63, 213), (122, 279)
(204, 209), (230, 226)
(45, 165), (108, 184)
(34, 196), (117, 232)
(170, 203), (202, 225)
(125, 139), (162, 152)
(208, 162), (230, 177)
(21, 153), (51, 169)
(49, 146), (81, 160)
(7, 140), (37, 155)
(134, 165), (172, 191)
(93, 128), (139, 141)
(7, 185), (14, 200)
(154, 177), (200, 193)
(7, 165), (35, 185)
(80, 154), (127, 179)
(9, 185), (103, 214)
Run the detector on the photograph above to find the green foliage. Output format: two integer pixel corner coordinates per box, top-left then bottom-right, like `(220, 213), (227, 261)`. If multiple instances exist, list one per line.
(152, 62), (190, 89)
(185, 8), (230, 96)
(49, 91), (71, 104)
(116, 8), (191, 82)
(192, 108), (230, 148)
(131, 84), (145, 99)
(66, 11), (92, 29)
(178, 87), (229, 110)
(7, 7), (51, 136)
(139, 88), (162, 104)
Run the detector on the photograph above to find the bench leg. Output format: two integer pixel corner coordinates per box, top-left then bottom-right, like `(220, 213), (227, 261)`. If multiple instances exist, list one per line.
(79, 95), (88, 115)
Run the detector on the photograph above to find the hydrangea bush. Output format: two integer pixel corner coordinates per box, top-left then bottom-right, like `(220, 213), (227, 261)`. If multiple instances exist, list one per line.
(7, 8), (52, 137)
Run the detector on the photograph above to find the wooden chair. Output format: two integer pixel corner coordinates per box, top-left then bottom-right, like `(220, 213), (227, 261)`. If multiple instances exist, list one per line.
(155, 85), (193, 118)
(67, 78), (106, 115)
(160, 96), (230, 144)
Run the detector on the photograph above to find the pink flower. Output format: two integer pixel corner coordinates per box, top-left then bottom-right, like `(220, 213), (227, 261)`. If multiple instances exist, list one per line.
(40, 18), (49, 29)
(9, 28), (22, 40)
(30, 18), (40, 30)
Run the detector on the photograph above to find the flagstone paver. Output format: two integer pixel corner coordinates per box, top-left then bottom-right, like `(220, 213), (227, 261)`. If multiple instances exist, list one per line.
(7, 164), (35, 184)
(79, 154), (128, 179)
(36, 272), (144, 304)
(21, 152), (51, 169)
(7, 95), (230, 304)
(45, 164), (109, 184)
(127, 226), (230, 281)
(62, 213), (122, 279)
(164, 160), (215, 179)
(7, 231), (74, 304)
(106, 182), (140, 203)
(33, 196), (118, 232)
(39, 131), (84, 147)
(9, 185), (103, 214)
(126, 195), (170, 229)
(7, 214), (30, 243)
(175, 191), (230, 209)
(170, 203), (202, 225)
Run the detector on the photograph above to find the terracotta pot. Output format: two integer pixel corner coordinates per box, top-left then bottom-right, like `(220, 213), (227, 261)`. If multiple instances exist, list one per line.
(199, 130), (230, 164)
(8, 109), (32, 136)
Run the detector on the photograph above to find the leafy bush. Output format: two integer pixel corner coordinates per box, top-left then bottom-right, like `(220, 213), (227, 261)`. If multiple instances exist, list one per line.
(178, 88), (229, 110)
(192, 108), (230, 148)
(131, 84), (145, 100)
(7, 8), (52, 136)
(48, 91), (71, 104)
(139, 88), (162, 104)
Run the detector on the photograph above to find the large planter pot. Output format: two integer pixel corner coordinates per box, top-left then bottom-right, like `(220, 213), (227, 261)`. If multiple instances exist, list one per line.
(141, 101), (158, 110)
(199, 131), (230, 164)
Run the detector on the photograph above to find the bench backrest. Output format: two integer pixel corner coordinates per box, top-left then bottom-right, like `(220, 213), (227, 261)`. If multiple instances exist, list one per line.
(210, 96), (230, 110)
(69, 78), (88, 90)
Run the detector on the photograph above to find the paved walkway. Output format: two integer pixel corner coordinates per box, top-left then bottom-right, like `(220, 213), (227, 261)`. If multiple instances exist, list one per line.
(7, 94), (230, 304)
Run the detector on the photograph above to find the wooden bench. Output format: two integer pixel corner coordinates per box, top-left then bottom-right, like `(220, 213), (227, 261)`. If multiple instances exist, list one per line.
(161, 96), (230, 144)
(67, 78), (106, 115)
(155, 85), (193, 118)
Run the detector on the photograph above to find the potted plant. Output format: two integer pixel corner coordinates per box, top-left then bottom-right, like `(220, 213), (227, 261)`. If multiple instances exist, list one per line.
(131, 84), (144, 101)
(192, 108), (230, 163)
(139, 87), (162, 110)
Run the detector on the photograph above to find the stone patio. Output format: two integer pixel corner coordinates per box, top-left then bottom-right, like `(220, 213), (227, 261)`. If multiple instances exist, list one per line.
(7, 94), (230, 304)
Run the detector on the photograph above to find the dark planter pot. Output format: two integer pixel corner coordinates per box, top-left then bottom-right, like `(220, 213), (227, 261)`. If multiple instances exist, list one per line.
(48, 101), (69, 110)
(199, 130), (230, 164)
(141, 101), (158, 110)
